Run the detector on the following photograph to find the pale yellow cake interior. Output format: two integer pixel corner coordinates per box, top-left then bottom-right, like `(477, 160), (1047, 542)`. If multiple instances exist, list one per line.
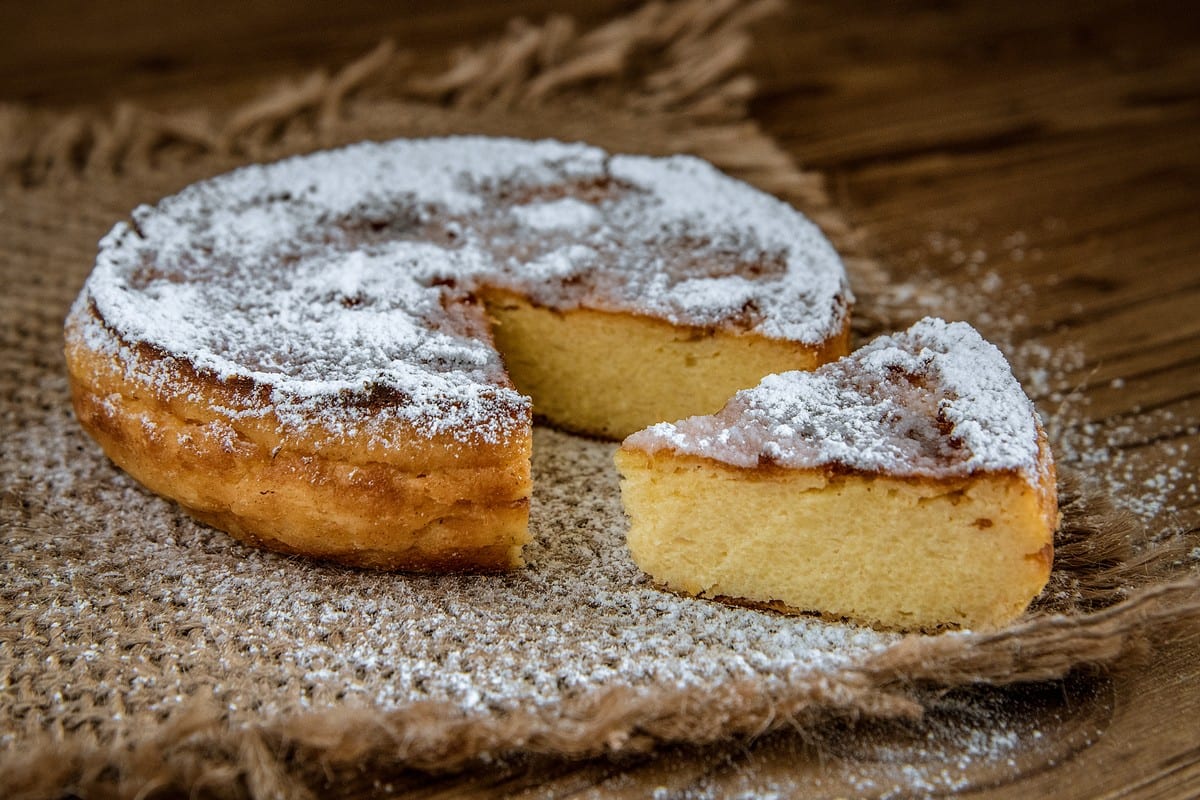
(614, 448), (1056, 631)
(482, 288), (847, 439)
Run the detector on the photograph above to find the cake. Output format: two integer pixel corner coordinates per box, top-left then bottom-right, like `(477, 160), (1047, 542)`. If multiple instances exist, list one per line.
(65, 136), (851, 570)
(614, 318), (1058, 631)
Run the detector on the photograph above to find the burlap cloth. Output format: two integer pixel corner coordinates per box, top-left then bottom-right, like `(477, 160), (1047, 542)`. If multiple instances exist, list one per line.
(2, 2), (1199, 797)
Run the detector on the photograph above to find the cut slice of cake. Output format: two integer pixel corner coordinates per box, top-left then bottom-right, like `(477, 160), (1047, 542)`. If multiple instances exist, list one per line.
(614, 318), (1058, 631)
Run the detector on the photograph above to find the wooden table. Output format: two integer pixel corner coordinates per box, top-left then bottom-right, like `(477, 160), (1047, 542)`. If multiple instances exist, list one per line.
(5, 1), (1198, 796)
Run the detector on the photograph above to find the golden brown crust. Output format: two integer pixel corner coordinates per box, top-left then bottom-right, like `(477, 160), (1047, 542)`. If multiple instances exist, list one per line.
(66, 317), (532, 572)
(66, 278), (851, 572)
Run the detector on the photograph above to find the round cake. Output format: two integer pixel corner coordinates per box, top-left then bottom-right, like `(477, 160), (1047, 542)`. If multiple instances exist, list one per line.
(65, 136), (852, 570)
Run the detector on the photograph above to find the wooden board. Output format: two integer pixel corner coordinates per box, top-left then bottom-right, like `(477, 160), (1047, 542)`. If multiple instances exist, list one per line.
(3, 1), (1198, 796)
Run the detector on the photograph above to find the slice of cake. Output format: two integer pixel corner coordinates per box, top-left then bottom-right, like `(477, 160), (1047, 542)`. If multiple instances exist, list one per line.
(614, 318), (1058, 631)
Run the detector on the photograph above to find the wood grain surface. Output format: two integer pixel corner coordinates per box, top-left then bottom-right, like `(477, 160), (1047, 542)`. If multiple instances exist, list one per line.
(4, 1), (1199, 797)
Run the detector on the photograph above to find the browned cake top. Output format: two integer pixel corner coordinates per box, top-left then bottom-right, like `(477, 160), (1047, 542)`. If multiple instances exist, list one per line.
(624, 318), (1048, 481)
(69, 137), (849, 445)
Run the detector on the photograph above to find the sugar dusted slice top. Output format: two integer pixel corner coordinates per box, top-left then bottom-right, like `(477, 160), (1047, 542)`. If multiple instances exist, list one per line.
(624, 317), (1046, 482)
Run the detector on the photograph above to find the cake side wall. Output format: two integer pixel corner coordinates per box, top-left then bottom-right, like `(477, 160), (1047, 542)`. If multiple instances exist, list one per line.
(64, 332), (532, 571)
(614, 449), (1054, 631)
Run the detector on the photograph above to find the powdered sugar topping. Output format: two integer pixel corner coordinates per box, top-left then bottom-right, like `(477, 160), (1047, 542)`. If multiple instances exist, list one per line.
(510, 197), (602, 231)
(626, 318), (1044, 479)
(71, 137), (848, 442)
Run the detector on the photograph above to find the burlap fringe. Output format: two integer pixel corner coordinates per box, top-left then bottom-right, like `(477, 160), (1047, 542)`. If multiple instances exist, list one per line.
(0, 0), (790, 184)
(4, 478), (1196, 799)
(3, 1), (1199, 797)
(4, 597), (1197, 800)
(0, 0), (842, 283)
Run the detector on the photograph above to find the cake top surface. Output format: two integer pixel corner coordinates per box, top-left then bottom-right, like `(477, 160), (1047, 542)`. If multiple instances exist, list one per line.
(624, 318), (1046, 480)
(71, 136), (850, 444)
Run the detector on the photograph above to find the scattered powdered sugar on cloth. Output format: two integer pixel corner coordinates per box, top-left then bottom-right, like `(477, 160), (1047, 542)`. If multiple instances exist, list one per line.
(870, 225), (1199, 540)
(2, 388), (894, 746)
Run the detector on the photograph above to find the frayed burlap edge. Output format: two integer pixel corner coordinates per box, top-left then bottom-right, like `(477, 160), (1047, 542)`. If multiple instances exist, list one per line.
(6, 481), (1198, 800)
(2, 2), (1199, 797)
(0, 0), (809, 190)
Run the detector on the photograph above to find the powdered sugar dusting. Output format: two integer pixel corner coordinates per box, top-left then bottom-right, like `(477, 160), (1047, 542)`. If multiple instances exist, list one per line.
(881, 222), (1197, 537)
(511, 197), (602, 231)
(71, 136), (849, 443)
(607, 154), (852, 340)
(627, 317), (1042, 479)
